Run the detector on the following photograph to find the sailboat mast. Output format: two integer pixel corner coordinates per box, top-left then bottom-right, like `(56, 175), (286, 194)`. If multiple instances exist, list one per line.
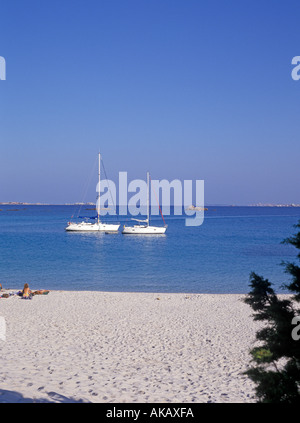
(147, 171), (150, 225)
(98, 152), (101, 224)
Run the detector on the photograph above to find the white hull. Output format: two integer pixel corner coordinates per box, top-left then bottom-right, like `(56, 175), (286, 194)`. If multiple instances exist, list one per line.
(65, 221), (120, 232)
(122, 225), (167, 234)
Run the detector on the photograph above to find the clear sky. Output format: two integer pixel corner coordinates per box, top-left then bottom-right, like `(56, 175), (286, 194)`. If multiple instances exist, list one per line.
(0, 0), (300, 205)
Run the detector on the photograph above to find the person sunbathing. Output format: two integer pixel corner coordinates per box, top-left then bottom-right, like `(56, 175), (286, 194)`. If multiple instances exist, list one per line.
(32, 289), (50, 296)
(22, 283), (32, 299)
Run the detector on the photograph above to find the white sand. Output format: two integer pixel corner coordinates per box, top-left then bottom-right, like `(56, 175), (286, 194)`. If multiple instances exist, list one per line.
(0, 291), (261, 403)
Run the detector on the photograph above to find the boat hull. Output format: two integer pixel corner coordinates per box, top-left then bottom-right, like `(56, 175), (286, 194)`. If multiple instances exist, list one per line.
(122, 225), (167, 234)
(65, 222), (120, 232)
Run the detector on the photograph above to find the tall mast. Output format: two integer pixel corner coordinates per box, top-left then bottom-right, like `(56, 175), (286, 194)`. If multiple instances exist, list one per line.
(147, 171), (150, 226)
(98, 152), (101, 224)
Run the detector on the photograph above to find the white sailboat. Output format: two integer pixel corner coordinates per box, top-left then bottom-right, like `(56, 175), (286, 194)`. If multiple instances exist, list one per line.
(65, 153), (120, 232)
(122, 172), (167, 235)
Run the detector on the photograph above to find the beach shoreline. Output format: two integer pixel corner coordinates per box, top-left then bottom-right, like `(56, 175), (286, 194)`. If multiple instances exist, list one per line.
(0, 290), (270, 403)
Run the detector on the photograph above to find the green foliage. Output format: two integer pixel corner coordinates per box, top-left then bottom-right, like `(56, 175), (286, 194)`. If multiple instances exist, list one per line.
(250, 347), (273, 363)
(244, 221), (300, 403)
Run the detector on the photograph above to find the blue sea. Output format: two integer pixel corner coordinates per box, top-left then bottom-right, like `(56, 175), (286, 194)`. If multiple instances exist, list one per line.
(0, 205), (299, 294)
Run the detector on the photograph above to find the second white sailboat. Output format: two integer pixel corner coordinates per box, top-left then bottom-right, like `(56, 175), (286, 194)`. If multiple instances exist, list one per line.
(122, 172), (167, 235)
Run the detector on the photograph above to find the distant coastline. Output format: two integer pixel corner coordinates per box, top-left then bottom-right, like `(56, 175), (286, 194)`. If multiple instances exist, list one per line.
(0, 202), (300, 207)
(0, 202), (95, 206)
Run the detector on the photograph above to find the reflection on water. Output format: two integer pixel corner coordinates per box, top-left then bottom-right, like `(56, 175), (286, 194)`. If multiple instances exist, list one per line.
(121, 234), (166, 238)
(0, 205), (299, 293)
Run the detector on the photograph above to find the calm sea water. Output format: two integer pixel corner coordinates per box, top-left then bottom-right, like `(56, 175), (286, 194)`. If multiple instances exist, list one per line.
(0, 205), (299, 294)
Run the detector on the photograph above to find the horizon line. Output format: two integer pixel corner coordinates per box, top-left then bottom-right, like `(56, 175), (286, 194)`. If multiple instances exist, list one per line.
(1, 202), (300, 208)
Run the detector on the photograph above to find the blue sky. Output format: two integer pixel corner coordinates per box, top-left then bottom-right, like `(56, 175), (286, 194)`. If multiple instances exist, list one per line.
(0, 0), (299, 204)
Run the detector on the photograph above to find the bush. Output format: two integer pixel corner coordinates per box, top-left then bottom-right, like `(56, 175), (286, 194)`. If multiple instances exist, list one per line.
(244, 222), (300, 403)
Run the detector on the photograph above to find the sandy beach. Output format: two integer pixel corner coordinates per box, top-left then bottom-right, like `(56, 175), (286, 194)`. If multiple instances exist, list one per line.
(0, 290), (262, 403)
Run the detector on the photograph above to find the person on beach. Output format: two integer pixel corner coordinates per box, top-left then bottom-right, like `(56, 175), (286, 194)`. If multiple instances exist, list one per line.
(0, 283), (2, 291)
(32, 289), (49, 296)
(22, 283), (32, 299)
